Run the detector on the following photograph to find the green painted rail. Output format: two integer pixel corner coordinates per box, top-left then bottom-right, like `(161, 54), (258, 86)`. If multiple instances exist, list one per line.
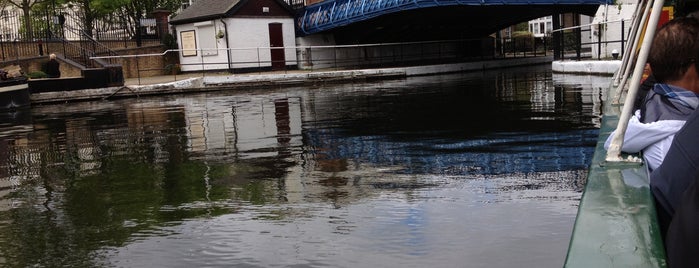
(564, 84), (667, 267)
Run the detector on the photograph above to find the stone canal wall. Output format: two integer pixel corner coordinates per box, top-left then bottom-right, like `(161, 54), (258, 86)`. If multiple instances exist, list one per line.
(30, 56), (552, 104)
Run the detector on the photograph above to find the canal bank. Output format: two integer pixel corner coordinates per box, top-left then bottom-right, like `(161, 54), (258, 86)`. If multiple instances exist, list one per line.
(552, 60), (621, 75)
(29, 56), (551, 104)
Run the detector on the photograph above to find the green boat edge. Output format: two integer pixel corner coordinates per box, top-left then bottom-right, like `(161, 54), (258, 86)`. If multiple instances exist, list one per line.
(564, 82), (667, 267)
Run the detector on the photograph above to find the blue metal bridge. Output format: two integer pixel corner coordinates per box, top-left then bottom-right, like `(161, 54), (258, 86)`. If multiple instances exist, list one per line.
(297, 0), (613, 42)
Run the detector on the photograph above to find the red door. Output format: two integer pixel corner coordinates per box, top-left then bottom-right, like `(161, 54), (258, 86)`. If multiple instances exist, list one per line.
(268, 23), (285, 70)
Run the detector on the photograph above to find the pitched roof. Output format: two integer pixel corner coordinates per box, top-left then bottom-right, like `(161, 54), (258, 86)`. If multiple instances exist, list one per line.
(170, 0), (242, 25)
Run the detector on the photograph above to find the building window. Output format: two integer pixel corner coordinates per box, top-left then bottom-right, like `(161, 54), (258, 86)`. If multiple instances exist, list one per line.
(540, 23), (544, 35)
(181, 0), (191, 9)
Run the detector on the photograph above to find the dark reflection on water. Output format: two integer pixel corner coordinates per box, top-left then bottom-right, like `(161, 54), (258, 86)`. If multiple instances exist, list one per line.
(0, 65), (605, 267)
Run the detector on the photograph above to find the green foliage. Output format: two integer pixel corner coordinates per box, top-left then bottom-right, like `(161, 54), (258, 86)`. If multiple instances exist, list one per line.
(91, 0), (130, 16)
(508, 31), (535, 51)
(164, 63), (180, 74)
(162, 33), (178, 50)
(26, 71), (47, 79)
(514, 22), (529, 32)
(562, 30), (580, 51)
(512, 31), (533, 38)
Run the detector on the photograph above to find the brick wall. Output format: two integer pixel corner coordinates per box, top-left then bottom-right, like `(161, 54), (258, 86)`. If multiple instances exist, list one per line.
(0, 55), (81, 78)
(1, 45), (174, 79)
(112, 45), (176, 78)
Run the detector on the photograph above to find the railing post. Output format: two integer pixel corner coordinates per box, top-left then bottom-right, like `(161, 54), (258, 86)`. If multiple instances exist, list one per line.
(597, 23), (602, 60)
(13, 39), (19, 63)
(309, 47), (314, 71)
(0, 37), (4, 61)
(552, 14), (562, 60)
(137, 59), (141, 85)
(621, 20), (625, 58)
(576, 23), (581, 60)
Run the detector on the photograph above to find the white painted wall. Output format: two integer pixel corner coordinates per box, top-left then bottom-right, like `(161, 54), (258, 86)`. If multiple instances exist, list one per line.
(175, 16), (297, 72)
(591, 2), (637, 59)
(226, 17), (297, 69)
(295, 34), (337, 69)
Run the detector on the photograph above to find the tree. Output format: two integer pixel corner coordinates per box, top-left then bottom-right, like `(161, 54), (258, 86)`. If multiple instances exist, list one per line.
(69, 0), (128, 37)
(67, 0), (179, 40)
(3, 0), (41, 39)
(120, 0), (180, 39)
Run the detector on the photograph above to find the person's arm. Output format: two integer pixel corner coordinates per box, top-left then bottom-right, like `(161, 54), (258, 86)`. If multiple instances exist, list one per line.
(605, 111), (685, 152)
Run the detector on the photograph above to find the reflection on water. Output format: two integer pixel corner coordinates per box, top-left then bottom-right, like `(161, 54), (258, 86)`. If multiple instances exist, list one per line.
(0, 65), (606, 267)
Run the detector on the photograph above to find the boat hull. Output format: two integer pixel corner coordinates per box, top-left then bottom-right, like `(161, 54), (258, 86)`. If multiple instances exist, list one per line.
(0, 78), (30, 111)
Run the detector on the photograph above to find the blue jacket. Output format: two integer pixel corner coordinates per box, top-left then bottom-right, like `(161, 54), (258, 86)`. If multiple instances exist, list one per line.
(642, 83), (699, 123)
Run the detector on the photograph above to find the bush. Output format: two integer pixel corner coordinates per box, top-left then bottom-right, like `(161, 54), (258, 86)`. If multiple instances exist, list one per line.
(164, 64), (181, 75)
(26, 71), (48, 79)
(162, 33), (178, 50)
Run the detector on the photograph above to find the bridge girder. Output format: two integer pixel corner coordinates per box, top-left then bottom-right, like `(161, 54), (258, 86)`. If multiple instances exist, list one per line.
(324, 5), (600, 43)
(296, 0), (608, 43)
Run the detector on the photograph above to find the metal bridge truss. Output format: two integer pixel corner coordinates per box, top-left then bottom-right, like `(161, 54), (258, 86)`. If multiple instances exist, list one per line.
(297, 0), (613, 35)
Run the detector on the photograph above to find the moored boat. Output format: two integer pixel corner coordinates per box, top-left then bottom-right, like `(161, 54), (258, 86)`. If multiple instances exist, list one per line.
(0, 66), (30, 111)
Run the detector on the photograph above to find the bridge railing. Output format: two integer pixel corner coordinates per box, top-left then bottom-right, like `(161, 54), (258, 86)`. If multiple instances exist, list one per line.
(296, 0), (613, 35)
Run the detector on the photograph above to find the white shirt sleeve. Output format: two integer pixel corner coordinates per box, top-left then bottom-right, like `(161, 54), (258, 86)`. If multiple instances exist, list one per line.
(604, 110), (686, 153)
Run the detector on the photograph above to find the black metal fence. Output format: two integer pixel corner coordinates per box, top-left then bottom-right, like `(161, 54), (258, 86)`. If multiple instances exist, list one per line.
(556, 19), (630, 60)
(0, 5), (163, 64)
(104, 37), (552, 84)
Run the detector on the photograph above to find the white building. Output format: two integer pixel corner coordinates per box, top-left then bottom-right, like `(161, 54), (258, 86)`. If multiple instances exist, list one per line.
(169, 0), (298, 72)
(0, 6), (22, 41)
(529, 16), (553, 38)
(591, 0), (638, 59)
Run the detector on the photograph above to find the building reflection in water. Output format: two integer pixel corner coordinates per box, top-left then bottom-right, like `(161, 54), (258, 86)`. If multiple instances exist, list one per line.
(0, 72), (607, 205)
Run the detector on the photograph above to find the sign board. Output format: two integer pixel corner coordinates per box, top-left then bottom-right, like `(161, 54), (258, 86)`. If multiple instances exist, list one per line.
(180, 30), (197, 57)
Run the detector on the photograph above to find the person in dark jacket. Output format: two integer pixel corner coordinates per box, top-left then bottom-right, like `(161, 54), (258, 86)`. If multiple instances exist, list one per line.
(605, 18), (699, 173)
(647, 16), (699, 255)
(657, 107), (699, 267)
(45, 53), (60, 78)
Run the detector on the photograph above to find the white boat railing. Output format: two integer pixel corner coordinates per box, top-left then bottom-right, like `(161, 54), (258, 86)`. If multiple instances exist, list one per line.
(612, 0), (648, 89)
(605, 0), (665, 162)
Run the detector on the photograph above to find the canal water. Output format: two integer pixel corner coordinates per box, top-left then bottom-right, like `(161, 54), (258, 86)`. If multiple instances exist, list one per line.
(0, 64), (608, 267)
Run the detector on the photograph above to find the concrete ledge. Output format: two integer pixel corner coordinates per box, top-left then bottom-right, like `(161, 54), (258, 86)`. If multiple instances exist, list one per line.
(552, 60), (621, 75)
(30, 56), (553, 104)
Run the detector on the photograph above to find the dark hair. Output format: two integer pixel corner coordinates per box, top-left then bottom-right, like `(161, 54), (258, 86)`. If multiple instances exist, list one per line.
(648, 17), (699, 83)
